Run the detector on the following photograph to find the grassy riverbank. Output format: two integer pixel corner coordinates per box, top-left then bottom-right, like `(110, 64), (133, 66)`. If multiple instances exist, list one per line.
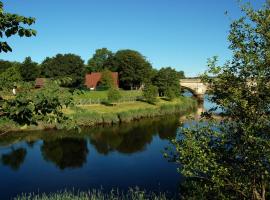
(67, 96), (197, 126)
(0, 95), (197, 132)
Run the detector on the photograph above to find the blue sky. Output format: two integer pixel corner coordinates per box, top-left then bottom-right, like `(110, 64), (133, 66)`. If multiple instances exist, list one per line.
(0, 0), (266, 77)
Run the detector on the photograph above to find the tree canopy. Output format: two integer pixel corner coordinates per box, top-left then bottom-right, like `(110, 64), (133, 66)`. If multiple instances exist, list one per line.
(153, 67), (182, 97)
(113, 49), (153, 89)
(87, 48), (114, 72)
(168, 2), (270, 200)
(0, 1), (36, 53)
(20, 57), (40, 82)
(41, 54), (85, 87)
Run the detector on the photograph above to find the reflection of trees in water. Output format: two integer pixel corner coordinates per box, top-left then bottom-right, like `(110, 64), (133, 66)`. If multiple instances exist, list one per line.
(89, 116), (179, 155)
(1, 148), (27, 170)
(156, 118), (179, 140)
(41, 138), (88, 170)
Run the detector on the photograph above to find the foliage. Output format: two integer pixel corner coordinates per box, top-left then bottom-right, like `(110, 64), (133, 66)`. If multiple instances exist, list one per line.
(99, 69), (115, 90)
(143, 84), (158, 104)
(0, 1), (36, 53)
(20, 57), (40, 81)
(167, 2), (270, 200)
(2, 82), (73, 126)
(107, 87), (121, 103)
(15, 188), (169, 200)
(40, 54), (85, 87)
(164, 87), (177, 101)
(0, 60), (20, 74)
(87, 48), (114, 72)
(113, 49), (153, 89)
(0, 65), (22, 90)
(153, 67), (181, 97)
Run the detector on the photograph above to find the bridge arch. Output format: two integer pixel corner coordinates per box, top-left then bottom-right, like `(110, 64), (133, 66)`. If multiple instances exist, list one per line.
(180, 79), (207, 101)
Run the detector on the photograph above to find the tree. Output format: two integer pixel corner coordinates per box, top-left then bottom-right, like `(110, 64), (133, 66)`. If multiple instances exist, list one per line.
(167, 2), (270, 200)
(20, 57), (40, 81)
(87, 48), (114, 72)
(40, 54), (85, 87)
(113, 50), (153, 89)
(0, 1), (36, 53)
(0, 60), (19, 74)
(143, 84), (158, 104)
(107, 87), (121, 103)
(153, 67), (181, 97)
(99, 69), (115, 90)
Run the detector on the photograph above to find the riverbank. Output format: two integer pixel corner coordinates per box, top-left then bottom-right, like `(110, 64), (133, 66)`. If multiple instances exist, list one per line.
(0, 96), (197, 133)
(68, 96), (197, 126)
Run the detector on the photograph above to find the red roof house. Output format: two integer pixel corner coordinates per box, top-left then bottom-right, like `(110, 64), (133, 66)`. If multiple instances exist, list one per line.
(85, 72), (119, 89)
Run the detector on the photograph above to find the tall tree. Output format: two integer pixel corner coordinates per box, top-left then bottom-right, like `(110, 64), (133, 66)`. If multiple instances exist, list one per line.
(87, 48), (114, 72)
(41, 54), (85, 87)
(153, 67), (181, 97)
(0, 1), (36, 53)
(20, 57), (40, 81)
(114, 49), (153, 89)
(167, 2), (270, 199)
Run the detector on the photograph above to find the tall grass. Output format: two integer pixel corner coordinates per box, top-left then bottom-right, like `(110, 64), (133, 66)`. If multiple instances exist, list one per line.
(72, 98), (197, 126)
(15, 188), (171, 200)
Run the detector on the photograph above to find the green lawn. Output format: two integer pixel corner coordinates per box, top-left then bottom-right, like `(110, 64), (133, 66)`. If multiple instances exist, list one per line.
(65, 97), (191, 114)
(73, 90), (142, 104)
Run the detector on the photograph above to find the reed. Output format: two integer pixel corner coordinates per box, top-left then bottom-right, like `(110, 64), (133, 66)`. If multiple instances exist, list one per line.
(15, 188), (171, 200)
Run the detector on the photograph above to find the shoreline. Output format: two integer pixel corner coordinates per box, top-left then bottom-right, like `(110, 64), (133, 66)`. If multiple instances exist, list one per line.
(0, 97), (197, 134)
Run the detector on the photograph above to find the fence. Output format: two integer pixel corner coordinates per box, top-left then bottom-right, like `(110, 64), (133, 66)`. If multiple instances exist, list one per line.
(75, 96), (143, 105)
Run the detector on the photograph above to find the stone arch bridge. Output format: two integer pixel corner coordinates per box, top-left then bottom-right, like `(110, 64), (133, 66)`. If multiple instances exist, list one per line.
(180, 78), (208, 101)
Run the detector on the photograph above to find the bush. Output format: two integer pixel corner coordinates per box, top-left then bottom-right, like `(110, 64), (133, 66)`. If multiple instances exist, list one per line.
(164, 87), (177, 101)
(99, 69), (115, 90)
(107, 88), (121, 103)
(142, 84), (158, 104)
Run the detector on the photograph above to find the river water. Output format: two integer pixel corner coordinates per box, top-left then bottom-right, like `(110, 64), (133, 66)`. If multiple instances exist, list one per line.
(0, 96), (212, 199)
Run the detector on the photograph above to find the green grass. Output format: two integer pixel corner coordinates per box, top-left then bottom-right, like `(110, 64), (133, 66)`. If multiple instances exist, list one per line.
(73, 90), (142, 104)
(68, 97), (197, 126)
(15, 188), (171, 200)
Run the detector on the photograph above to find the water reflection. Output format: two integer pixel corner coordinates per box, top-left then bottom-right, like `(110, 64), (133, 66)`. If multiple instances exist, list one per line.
(89, 118), (179, 155)
(41, 138), (89, 170)
(1, 148), (27, 170)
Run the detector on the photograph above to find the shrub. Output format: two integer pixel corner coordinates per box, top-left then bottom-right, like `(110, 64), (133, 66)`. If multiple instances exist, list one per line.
(107, 88), (121, 103)
(142, 84), (158, 104)
(164, 87), (177, 101)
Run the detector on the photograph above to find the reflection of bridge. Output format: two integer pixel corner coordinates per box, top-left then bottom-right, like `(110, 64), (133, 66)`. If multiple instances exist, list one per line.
(180, 79), (208, 101)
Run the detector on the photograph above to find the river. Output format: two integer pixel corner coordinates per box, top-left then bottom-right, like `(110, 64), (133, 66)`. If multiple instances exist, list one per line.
(0, 95), (213, 199)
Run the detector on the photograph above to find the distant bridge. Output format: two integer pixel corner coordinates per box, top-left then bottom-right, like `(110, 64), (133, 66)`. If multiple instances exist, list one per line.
(180, 78), (208, 101)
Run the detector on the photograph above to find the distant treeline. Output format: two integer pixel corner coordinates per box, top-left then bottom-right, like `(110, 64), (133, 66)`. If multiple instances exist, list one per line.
(0, 48), (185, 93)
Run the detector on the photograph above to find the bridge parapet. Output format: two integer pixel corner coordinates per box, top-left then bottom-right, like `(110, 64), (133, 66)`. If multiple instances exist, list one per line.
(180, 78), (208, 101)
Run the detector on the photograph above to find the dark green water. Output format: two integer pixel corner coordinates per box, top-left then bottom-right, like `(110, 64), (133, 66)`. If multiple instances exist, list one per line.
(0, 116), (183, 199)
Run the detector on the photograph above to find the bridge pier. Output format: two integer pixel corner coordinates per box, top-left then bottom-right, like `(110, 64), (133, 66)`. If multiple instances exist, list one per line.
(195, 94), (204, 103)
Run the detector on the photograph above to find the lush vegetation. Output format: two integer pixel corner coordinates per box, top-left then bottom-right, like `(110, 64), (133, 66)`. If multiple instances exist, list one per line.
(15, 189), (170, 200)
(0, 1), (36, 53)
(70, 97), (197, 126)
(166, 2), (270, 200)
(40, 54), (85, 87)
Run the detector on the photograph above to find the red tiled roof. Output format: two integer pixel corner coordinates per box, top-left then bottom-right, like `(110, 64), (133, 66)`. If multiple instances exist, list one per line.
(85, 72), (119, 88)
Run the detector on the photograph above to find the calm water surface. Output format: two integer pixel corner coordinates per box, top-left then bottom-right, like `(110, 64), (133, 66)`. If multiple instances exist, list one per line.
(0, 95), (212, 199)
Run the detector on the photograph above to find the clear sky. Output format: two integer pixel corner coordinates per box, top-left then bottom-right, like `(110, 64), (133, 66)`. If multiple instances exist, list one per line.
(0, 0), (266, 77)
